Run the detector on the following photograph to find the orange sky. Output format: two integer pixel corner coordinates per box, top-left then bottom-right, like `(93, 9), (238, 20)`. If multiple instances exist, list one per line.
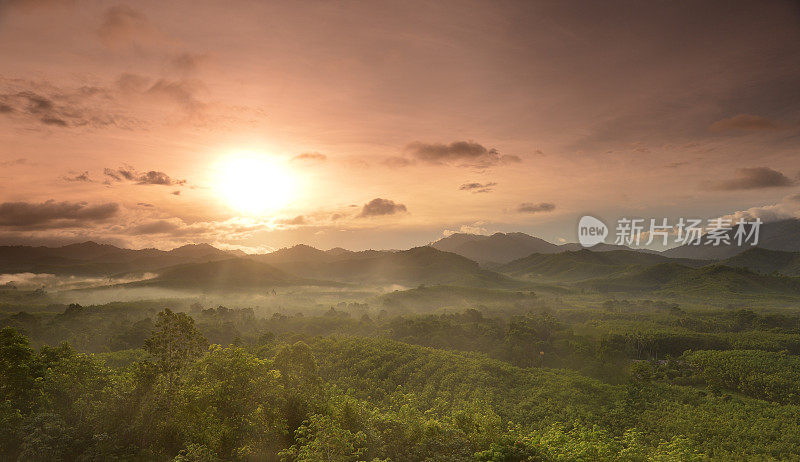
(1, 0), (799, 251)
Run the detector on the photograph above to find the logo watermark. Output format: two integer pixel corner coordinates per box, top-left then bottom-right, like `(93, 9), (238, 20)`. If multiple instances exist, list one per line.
(578, 216), (762, 248)
(578, 215), (609, 247)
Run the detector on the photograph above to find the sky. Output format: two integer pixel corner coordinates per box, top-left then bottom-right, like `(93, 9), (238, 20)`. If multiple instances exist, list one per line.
(0, 0), (799, 252)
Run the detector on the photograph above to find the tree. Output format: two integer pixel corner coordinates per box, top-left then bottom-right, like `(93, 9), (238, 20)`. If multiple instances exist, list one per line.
(144, 309), (208, 388)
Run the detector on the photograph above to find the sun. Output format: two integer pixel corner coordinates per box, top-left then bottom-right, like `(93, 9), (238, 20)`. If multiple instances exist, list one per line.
(216, 154), (295, 215)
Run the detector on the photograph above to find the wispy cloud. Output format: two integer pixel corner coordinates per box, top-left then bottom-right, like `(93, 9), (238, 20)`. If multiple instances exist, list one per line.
(710, 167), (795, 190)
(516, 202), (555, 213)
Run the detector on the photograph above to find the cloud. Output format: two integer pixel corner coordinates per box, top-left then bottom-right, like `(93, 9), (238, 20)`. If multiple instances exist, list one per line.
(0, 200), (119, 228)
(145, 79), (205, 115)
(787, 193), (800, 203)
(710, 167), (795, 190)
(0, 0), (75, 15)
(404, 141), (521, 168)
(115, 73), (206, 118)
(170, 52), (210, 74)
(442, 222), (490, 237)
(358, 198), (407, 217)
(130, 219), (181, 235)
(459, 182), (497, 193)
(63, 171), (91, 182)
(292, 152), (327, 162)
(104, 165), (186, 186)
(276, 215), (306, 226)
(383, 156), (414, 168)
(665, 161), (688, 168)
(516, 202), (556, 213)
(97, 5), (159, 48)
(709, 114), (781, 132)
(0, 158), (27, 167)
(121, 217), (270, 243)
(0, 82), (132, 129)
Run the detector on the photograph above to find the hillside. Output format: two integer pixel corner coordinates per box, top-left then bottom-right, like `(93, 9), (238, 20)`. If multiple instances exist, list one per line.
(129, 258), (300, 290)
(498, 249), (705, 282)
(274, 246), (518, 288)
(431, 232), (561, 265)
(663, 218), (800, 260)
(581, 262), (800, 297)
(0, 241), (238, 276)
(251, 244), (390, 265)
(720, 248), (800, 277)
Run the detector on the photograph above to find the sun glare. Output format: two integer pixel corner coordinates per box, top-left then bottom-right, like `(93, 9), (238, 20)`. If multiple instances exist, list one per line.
(216, 155), (295, 215)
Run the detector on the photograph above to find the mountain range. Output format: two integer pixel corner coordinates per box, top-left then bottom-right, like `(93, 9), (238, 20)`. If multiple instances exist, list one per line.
(430, 232), (642, 265)
(662, 218), (800, 260)
(0, 242), (237, 276)
(2, 218), (799, 294)
(433, 219), (800, 264)
(497, 249), (707, 282)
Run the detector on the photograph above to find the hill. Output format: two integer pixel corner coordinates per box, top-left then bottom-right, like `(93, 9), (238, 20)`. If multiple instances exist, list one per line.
(581, 262), (800, 297)
(0, 241), (239, 276)
(498, 249), (706, 282)
(251, 244), (391, 265)
(431, 232), (561, 265)
(273, 246), (518, 288)
(720, 248), (800, 277)
(663, 218), (800, 260)
(129, 258), (300, 290)
(431, 232), (657, 266)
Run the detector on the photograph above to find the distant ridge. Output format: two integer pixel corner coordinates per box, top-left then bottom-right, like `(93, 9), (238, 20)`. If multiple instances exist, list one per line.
(663, 218), (800, 260)
(0, 241), (242, 276)
(719, 247), (800, 276)
(266, 246), (518, 288)
(498, 249), (706, 282)
(431, 232), (651, 265)
(127, 258), (302, 290)
(431, 232), (561, 265)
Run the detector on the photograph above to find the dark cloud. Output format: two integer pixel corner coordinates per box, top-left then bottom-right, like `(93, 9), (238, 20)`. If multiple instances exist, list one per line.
(0, 200), (119, 228)
(63, 171), (91, 182)
(292, 152), (327, 162)
(115, 73), (206, 117)
(358, 198), (407, 217)
(710, 114), (781, 132)
(404, 141), (521, 168)
(459, 182), (497, 193)
(136, 202), (154, 207)
(0, 85), (127, 129)
(171, 190), (181, 195)
(710, 167), (796, 190)
(516, 202), (555, 213)
(104, 166), (186, 186)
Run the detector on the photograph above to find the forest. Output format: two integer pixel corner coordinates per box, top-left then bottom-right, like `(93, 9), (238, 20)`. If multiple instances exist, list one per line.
(4, 282), (800, 460)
